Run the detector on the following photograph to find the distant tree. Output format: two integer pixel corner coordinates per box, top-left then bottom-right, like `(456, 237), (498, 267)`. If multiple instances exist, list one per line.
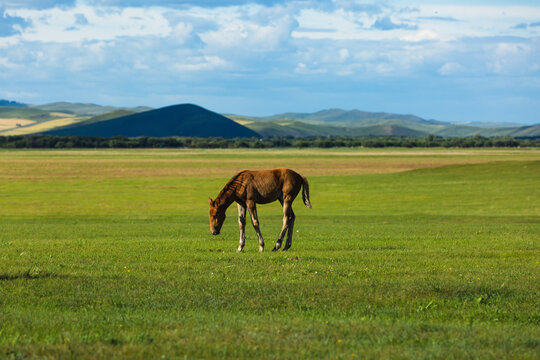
(0, 135), (537, 149)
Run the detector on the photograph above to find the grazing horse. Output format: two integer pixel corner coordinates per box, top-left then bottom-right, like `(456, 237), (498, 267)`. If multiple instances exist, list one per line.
(208, 168), (312, 252)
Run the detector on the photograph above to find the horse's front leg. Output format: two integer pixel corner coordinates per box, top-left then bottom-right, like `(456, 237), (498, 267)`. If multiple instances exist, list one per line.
(237, 203), (246, 252)
(247, 200), (264, 252)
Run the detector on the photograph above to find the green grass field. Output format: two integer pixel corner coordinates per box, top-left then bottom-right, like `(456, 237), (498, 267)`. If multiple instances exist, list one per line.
(0, 148), (538, 359)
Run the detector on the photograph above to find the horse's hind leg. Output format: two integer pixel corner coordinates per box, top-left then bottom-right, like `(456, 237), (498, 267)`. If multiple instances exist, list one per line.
(273, 198), (289, 251)
(247, 200), (264, 252)
(283, 207), (295, 251)
(274, 198), (295, 251)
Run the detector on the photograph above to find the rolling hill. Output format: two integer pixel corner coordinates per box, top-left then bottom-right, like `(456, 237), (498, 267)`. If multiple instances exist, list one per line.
(31, 102), (152, 116)
(0, 107), (61, 122)
(235, 118), (428, 137)
(73, 109), (136, 125)
(227, 110), (539, 138)
(43, 104), (260, 138)
(256, 108), (445, 126)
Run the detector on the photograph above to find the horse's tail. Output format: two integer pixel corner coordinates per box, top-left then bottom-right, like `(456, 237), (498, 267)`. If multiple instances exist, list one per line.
(301, 176), (312, 209)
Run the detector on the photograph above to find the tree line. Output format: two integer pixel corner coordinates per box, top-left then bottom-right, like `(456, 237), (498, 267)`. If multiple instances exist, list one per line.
(0, 134), (538, 149)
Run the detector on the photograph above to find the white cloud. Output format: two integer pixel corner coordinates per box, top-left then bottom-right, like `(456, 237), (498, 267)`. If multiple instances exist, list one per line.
(172, 55), (228, 72)
(338, 48), (349, 62)
(486, 42), (535, 75)
(294, 62), (327, 75)
(292, 4), (540, 42)
(0, 35), (19, 48)
(0, 56), (19, 70)
(375, 63), (393, 75)
(171, 22), (194, 44)
(199, 10), (297, 53)
(6, 5), (171, 43)
(438, 62), (464, 75)
(400, 29), (438, 42)
(494, 42), (531, 56)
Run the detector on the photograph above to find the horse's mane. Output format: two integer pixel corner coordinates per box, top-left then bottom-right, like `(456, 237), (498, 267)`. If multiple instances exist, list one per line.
(216, 170), (248, 203)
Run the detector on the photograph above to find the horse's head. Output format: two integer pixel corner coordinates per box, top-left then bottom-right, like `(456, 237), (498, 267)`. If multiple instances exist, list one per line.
(208, 197), (226, 235)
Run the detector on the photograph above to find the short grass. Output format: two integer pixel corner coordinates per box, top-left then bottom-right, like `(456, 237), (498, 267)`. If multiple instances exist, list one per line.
(0, 148), (538, 359)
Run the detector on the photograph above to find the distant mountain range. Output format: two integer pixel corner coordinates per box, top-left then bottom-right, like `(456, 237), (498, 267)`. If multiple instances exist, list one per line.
(253, 108), (446, 125)
(0, 99), (538, 138)
(227, 109), (539, 138)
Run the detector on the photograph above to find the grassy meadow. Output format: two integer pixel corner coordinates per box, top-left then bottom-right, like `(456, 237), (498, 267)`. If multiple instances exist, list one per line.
(0, 148), (539, 359)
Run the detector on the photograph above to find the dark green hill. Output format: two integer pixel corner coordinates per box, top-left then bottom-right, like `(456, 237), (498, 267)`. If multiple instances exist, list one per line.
(43, 104), (260, 138)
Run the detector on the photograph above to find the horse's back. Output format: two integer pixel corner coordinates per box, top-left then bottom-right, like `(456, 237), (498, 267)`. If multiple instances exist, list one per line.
(251, 168), (301, 186)
(236, 168), (302, 203)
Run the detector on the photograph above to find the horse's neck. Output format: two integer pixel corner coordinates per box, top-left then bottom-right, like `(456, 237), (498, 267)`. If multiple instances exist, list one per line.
(216, 171), (246, 210)
(215, 185), (236, 210)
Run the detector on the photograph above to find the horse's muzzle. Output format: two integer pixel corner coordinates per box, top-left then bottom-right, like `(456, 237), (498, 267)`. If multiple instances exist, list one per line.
(212, 230), (220, 235)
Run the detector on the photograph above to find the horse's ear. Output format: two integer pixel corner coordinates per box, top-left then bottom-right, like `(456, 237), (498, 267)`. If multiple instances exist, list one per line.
(208, 197), (213, 205)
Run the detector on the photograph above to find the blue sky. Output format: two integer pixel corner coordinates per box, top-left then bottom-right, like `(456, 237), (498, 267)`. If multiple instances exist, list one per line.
(0, 0), (539, 124)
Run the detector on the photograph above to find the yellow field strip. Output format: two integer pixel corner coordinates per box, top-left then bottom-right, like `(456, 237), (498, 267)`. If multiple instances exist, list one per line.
(232, 119), (254, 125)
(49, 112), (76, 117)
(0, 118), (37, 131)
(1, 116), (86, 135)
(0, 149), (537, 180)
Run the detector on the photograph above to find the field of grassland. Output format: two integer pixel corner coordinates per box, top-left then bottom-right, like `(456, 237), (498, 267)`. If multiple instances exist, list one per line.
(0, 148), (538, 359)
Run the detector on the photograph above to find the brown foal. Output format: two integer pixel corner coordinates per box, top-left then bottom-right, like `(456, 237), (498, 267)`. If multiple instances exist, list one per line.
(208, 168), (311, 252)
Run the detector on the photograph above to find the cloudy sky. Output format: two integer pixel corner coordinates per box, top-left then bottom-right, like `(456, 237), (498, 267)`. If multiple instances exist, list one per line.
(1, 0), (539, 123)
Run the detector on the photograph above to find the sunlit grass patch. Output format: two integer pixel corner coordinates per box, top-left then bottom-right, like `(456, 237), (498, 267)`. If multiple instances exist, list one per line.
(1, 116), (88, 135)
(0, 118), (37, 131)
